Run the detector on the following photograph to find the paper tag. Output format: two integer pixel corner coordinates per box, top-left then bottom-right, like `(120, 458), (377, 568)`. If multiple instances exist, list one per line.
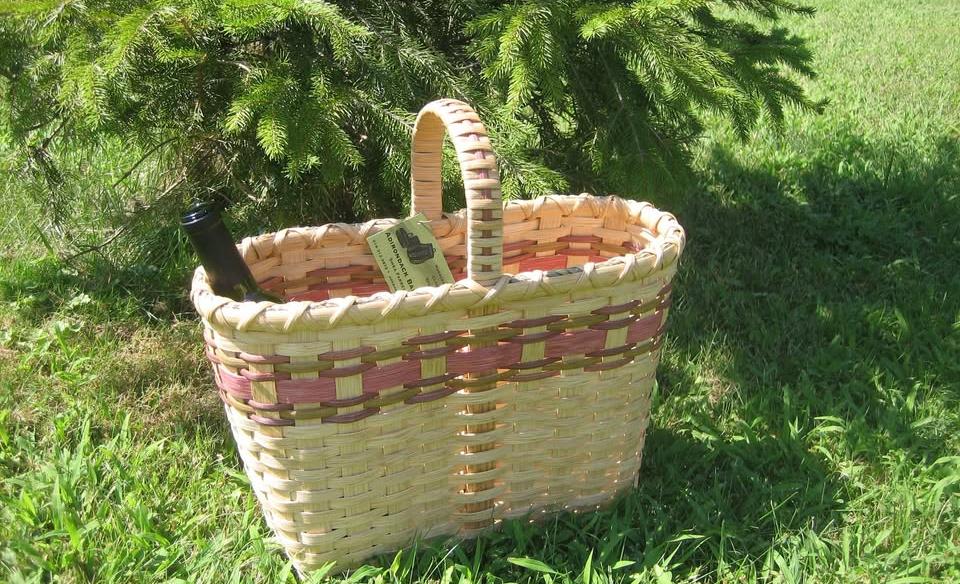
(367, 214), (455, 292)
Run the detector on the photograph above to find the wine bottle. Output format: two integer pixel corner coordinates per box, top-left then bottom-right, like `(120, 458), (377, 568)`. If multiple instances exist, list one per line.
(181, 202), (284, 303)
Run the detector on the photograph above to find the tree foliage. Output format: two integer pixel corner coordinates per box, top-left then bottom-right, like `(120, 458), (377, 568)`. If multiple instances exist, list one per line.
(0, 0), (818, 256)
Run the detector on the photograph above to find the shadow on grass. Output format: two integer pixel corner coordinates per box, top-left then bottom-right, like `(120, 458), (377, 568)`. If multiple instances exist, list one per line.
(662, 131), (960, 462)
(393, 130), (960, 578)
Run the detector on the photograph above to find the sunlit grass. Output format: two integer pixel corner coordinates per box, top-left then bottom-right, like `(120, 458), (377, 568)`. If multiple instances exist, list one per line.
(2, 0), (959, 581)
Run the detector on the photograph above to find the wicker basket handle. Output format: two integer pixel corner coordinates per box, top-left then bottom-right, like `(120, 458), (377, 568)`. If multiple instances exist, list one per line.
(411, 99), (503, 286)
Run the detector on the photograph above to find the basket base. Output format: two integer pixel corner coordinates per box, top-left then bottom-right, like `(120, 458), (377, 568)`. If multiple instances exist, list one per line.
(225, 365), (655, 576)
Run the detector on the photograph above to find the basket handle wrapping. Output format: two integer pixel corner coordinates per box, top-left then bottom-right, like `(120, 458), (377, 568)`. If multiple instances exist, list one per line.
(410, 99), (503, 287)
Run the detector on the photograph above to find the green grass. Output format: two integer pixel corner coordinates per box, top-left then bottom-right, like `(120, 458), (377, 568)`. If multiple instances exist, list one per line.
(2, 0), (960, 581)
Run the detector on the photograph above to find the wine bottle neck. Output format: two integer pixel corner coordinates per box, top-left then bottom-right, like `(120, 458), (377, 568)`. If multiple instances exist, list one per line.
(182, 205), (279, 302)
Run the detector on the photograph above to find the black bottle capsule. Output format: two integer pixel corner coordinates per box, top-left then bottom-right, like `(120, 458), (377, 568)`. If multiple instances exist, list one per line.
(181, 202), (282, 303)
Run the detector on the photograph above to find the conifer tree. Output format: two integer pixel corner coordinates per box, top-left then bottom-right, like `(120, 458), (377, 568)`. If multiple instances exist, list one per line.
(0, 0), (817, 256)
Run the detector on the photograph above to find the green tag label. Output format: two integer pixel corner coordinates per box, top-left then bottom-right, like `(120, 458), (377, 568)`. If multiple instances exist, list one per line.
(367, 214), (455, 292)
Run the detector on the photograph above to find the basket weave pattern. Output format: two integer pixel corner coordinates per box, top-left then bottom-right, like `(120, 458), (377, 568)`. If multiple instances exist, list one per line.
(192, 99), (685, 572)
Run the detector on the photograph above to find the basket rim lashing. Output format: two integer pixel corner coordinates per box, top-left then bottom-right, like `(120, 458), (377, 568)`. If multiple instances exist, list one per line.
(191, 196), (684, 333)
(191, 99), (686, 572)
(191, 104), (684, 334)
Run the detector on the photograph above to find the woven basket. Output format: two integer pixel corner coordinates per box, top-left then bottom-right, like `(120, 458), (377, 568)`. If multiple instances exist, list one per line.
(191, 99), (685, 573)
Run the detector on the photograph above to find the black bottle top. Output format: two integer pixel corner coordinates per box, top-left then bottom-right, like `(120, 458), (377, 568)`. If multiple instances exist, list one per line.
(181, 202), (282, 303)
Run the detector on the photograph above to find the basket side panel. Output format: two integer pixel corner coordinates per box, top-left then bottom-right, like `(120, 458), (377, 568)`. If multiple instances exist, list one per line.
(222, 393), (460, 572)
(500, 270), (673, 515)
(209, 310), (471, 573)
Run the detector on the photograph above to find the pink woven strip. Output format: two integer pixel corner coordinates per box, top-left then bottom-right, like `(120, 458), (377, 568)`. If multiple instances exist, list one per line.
(211, 312), (666, 406)
(362, 360), (422, 393)
(546, 329), (606, 358)
(205, 346), (222, 364)
(271, 376), (336, 402)
(215, 365), (253, 399)
(520, 254), (568, 272)
(288, 289), (329, 301)
(447, 344), (522, 374)
(287, 282), (390, 301)
(301, 282), (351, 293)
(268, 360), (422, 403)
(626, 313), (663, 344)
(349, 283), (390, 296)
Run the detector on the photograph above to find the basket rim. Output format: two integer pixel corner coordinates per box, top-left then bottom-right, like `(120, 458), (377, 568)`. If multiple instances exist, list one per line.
(191, 193), (685, 333)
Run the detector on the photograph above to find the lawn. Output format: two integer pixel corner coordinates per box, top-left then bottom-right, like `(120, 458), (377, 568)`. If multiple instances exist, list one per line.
(2, 0), (959, 582)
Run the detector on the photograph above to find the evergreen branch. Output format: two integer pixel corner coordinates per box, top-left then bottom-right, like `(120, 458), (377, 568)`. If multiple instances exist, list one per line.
(111, 135), (179, 188)
(38, 116), (68, 150)
(22, 116), (60, 133)
(2, 0), (818, 254)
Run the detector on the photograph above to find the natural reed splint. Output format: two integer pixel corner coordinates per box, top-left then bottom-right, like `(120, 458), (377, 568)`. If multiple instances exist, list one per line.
(190, 99), (686, 573)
